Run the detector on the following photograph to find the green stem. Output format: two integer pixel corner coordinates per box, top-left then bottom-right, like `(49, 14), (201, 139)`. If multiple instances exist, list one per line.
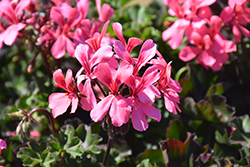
(28, 108), (56, 133)
(102, 137), (113, 167)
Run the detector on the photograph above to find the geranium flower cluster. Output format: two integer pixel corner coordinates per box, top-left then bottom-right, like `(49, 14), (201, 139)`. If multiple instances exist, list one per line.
(162, 0), (250, 71)
(49, 22), (182, 131)
(0, 0), (114, 59)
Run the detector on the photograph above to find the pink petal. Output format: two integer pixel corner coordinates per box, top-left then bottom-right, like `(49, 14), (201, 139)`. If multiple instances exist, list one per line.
(2, 23), (26, 46)
(65, 69), (73, 89)
(70, 96), (79, 114)
(65, 36), (75, 56)
(210, 15), (222, 34)
(53, 69), (67, 90)
(99, 4), (114, 22)
(223, 39), (237, 53)
(109, 95), (130, 127)
(169, 78), (182, 93)
(163, 93), (178, 114)
(15, 0), (31, 16)
(131, 100), (148, 131)
(114, 61), (133, 89)
(239, 25), (250, 37)
(228, 0), (236, 8)
(0, 139), (6, 150)
(127, 38), (143, 53)
(94, 63), (113, 90)
(49, 93), (72, 118)
(198, 7), (212, 20)
(138, 85), (160, 104)
(196, 0), (216, 8)
(67, 8), (81, 28)
(77, 0), (89, 19)
(139, 66), (160, 90)
(179, 46), (201, 62)
(90, 95), (114, 122)
(79, 79), (97, 111)
(201, 50), (216, 66)
(213, 34), (225, 54)
(50, 7), (65, 27)
(90, 45), (113, 67)
(139, 101), (161, 122)
(58, 3), (73, 18)
(114, 40), (134, 64)
(75, 44), (91, 73)
(51, 35), (66, 59)
(134, 39), (156, 74)
(220, 6), (234, 23)
(112, 22), (126, 47)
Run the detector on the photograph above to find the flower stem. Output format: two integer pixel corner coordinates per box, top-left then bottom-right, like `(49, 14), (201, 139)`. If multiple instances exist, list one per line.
(28, 108), (56, 133)
(102, 137), (113, 167)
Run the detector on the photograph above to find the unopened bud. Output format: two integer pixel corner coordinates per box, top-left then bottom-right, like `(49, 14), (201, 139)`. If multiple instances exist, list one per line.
(16, 121), (23, 136)
(8, 110), (24, 119)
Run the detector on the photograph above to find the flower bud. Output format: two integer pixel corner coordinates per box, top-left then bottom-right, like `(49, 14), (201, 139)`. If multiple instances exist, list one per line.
(8, 110), (24, 120)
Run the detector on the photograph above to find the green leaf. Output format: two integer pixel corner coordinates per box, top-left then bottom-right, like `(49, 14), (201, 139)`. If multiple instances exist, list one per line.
(206, 83), (225, 96)
(160, 134), (207, 167)
(243, 116), (250, 133)
(196, 100), (220, 122)
(166, 120), (188, 141)
(206, 95), (235, 123)
(137, 149), (163, 164)
(75, 124), (87, 141)
(137, 159), (154, 167)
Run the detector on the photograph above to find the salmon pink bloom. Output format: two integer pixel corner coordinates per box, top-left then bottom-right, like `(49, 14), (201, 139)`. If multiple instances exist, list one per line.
(152, 56), (182, 114)
(228, 0), (247, 8)
(84, 21), (111, 52)
(96, 0), (114, 23)
(50, 4), (81, 58)
(49, 69), (81, 118)
(125, 66), (161, 131)
(220, 5), (250, 42)
(162, 0), (215, 49)
(0, 139), (6, 155)
(133, 39), (157, 75)
(112, 22), (143, 53)
(0, 0), (31, 48)
(179, 16), (237, 71)
(75, 43), (114, 111)
(90, 62), (133, 127)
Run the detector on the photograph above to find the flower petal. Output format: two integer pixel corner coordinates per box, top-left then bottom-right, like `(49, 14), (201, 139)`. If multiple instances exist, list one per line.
(79, 79), (97, 111)
(131, 100), (148, 131)
(51, 35), (66, 59)
(49, 93), (72, 118)
(179, 46), (200, 62)
(90, 95), (114, 122)
(109, 95), (130, 127)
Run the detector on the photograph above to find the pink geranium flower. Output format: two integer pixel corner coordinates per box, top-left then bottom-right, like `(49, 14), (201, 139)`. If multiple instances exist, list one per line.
(0, 139), (6, 155)
(228, 0), (247, 8)
(220, 4), (250, 42)
(49, 69), (81, 118)
(179, 16), (237, 71)
(153, 57), (182, 114)
(112, 22), (143, 53)
(74, 43), (114, 111)
(90, 62), (133, 127)
(125, 66), (161, 131)
(50, 4), (81, 58)
(162, 0), (215, 49)
(0, 0), (31, 48)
